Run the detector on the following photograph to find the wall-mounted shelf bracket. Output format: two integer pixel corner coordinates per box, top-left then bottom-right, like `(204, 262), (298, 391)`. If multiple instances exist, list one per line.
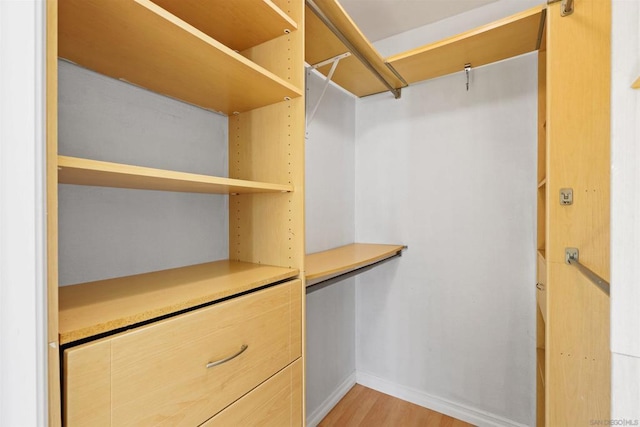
(310, 52), (351, 70)
(306, 52), (351, 128)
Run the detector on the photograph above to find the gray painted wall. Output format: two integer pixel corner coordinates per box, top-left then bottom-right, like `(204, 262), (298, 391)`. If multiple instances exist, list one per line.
(305, 71), (357, 425)
(354, 53), (538, 426)
(58, 61), (228, 285)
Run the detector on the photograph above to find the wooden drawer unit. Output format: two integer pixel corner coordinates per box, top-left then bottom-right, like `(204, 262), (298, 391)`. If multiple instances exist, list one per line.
(201, 358), (302, 426)
(63, 279), (302, 426)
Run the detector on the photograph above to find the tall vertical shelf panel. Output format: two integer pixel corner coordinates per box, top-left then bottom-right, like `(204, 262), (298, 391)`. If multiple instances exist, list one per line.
(47, 0), (305, 424)
(536, 21), (547, 425)
(543, 0), (611, 425)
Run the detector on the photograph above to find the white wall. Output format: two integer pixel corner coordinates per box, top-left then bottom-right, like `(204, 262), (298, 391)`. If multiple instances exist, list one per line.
(304, 71), (357, 426)
(354, 54), (538, 426)
(0, 1), (47, 425)
(611, 0), (640, 420)
(57, 62), (228, 285)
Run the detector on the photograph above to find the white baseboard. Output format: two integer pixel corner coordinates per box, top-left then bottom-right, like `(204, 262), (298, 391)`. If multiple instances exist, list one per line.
(306, 372), (357, 427)
(355, 371), (529, 427)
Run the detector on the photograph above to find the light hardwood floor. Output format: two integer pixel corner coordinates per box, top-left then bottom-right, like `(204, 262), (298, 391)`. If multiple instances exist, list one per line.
(319, 385), (475, 427)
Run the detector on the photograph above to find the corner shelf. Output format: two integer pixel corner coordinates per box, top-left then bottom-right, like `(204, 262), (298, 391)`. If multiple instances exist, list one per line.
(386, 5), (546, 84)
(58, 156), (293, 194)
(151, 0), (297, 52)
(305, 243), (405, 287)
(305, 1), (404, 97)
(58, 0), (302, 114)
(633, 76), (640, 89)
(58, 260), (299, 344)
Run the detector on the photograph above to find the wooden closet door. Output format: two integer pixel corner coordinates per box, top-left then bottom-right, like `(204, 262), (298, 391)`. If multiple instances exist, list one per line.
(546, 0), (611, 424)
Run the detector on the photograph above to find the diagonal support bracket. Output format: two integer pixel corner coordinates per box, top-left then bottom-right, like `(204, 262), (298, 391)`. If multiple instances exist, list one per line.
(306, 52), (351, 129)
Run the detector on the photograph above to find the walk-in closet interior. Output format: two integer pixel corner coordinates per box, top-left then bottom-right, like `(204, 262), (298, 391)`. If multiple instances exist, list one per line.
(38, 0), (638, 425)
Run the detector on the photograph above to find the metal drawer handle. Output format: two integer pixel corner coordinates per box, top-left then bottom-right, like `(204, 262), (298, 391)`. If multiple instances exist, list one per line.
(536, 283), (545, 291)
(206, 344), (248, 369)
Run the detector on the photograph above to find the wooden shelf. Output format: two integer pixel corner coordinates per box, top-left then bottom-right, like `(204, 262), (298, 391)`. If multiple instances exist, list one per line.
(305, 243), (405, 287)
(58, 0), (302, 115)
(58, 260), (299, 344)
(538, 249), (546, 261)
(58, 156), (293, 194)
(387, 5), (546, 84)
(151, 0), (297, 52)
(633, 76), (640, 89)
(538, 178), (547, 189)
(537, 348), (546, 387)
(305, 2), (404, 97)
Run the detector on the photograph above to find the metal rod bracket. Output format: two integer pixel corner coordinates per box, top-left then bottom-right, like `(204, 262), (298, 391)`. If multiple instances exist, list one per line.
(561, 0), (574, 16)
(565, 247), (579, 264)
(565, 247), (610, 296)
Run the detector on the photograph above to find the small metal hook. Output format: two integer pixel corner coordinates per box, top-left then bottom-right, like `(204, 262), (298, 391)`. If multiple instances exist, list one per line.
(464, 63), (472, 91)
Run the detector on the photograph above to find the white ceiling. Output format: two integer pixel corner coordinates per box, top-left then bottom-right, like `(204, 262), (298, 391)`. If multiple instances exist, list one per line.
(338, 0), (500, 42)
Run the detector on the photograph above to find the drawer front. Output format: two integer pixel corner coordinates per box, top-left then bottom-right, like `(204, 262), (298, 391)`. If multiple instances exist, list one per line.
(63, 339), (111, 425)
(64, 279), (301, 426)
(201, 358), (302, 427)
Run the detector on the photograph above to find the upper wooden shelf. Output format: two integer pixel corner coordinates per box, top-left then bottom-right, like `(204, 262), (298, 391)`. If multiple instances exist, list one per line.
(305, 1), (404, 97)
(387, 5), (546, 84)
(151, 0), (297, 52)
(59, 260), (299, 344)
(58, 156), (293, 195)
(58, 0), (302, 115)
(633, 76), (640, 89)
(305, 243), (405, 287)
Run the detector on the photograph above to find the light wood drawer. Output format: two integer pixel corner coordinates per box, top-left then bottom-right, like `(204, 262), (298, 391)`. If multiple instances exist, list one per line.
(63, 279), (302, 426)
(201, 358), (302, 427)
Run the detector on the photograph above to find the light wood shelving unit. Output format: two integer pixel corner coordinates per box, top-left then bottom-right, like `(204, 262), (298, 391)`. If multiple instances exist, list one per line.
(48, 0), (306, 423)
(305, 243), (405, 287)
(44, 0), (614, 424)
(632, 76), (640, 89)
(305, 0), (404, 97)
(387, 5), (546, 85)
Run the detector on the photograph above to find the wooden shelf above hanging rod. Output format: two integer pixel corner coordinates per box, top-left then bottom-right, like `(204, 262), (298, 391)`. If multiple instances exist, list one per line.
(305, 243), (406, 287)
(305, 0), (405, 98)
(386, 5), (546, 85)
